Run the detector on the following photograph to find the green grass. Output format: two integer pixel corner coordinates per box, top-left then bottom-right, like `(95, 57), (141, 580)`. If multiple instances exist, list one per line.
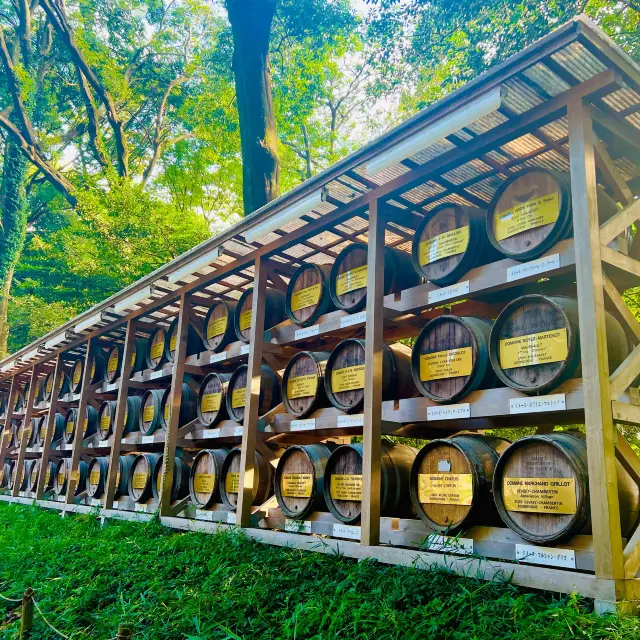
(0, 503), (639, 639)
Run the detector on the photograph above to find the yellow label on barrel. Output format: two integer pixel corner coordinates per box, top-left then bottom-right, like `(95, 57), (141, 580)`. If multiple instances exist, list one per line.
(150, 340), (164, 361)
(170, 334), (177, 353)
(72, 364), (82, 385)
(31, 468), (38, 485)
(419, 347), (473, 381)
(132, 472), (147, 490)
(116, 471), (121, 486)
(90, 470), (101, 485)
(502, 477), (576, 514)
(335, 265), (367, 296)
(91, 361), (96, 379)
(45, 468), (50, 485)
(225, 471), (240, 494)
(331, 365), (365, 393)
(281, 473), (313, 498)
(494, 193), (559, 241)
(194, 473), (215, 494)
(239, 309), (252, 331)
(201, 393), (222, 413)
(287, 374), (318, 399)
(107, 353), (119, 374)
(131, 351), (136, 367)
(57, 469), (65, 485)
(40, 424), (46, 441)
(419, 225), (470, 266)
(207, 316), (227, 339)
(291, 284), (321, 312)
(46, 376), (53, 394)
(66, 421), (74, 436)
(164, 401), (171, 423)
(499, 328), (568, 369)
(100, 414), (111, 431)
(143, 405), (154, 422)
(231, 387), (246, 409)
(417, 473), (473, 505)
(330, 474), (362, 501)
(124, 407), (129, 424)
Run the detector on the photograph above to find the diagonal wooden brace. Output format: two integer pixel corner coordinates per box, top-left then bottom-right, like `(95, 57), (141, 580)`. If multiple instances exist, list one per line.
(600, 199), (640, 248)
(610, 343), (640, 401)
(602, 274), (640, 342)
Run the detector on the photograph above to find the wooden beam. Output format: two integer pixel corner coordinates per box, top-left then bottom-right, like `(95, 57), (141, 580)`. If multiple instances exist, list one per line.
(602, 274), (640, 342)
(568, 98), (624, 580)
(594, 139), (634, 206)
(623, 525), (640, 578)
(600, 200), (640, 248)
(610, 343), (640, 401)
(615, 433), (640, 487)
(0, 375), (18, 460)
(12, 366), (39, 497)
(612, 400), (640, 425)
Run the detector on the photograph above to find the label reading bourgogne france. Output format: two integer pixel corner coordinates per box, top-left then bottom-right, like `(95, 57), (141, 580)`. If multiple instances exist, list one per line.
(150, 340), (164, 361)
(226, 471), (240, 493)
(330, 474), (362, 501)
(201, 392), (222, 413)
(417, 474), (473, 505)
(494, 192), (560, 241)
(132, 472), (147, 490)
(331, 365), (365, 393)
(335, 265), (367, 296)
(207, 316), (227, 339)
(287, 374), (318, 399)
(419, 347), (473, 381)
(194, 473), (215, 493)
(419, 225), (470, 266)
(502, 477), (576, 514)
(239, 309), (252, 331)
(231, 387), (246, 409)
(290, 283), (321, 312)
(281, 473), (313, 498)
(499, 327), (568, 369)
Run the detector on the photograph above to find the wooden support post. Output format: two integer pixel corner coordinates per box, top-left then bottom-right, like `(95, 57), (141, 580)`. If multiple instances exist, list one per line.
(236, 256), (268, 527)
(12, 366), (40, 497)
(0, 375), (18, 474)
(65, 340), (95, 504)
(568, 98), (624, 581)
(361, 199), (385, 547)
(159, 294), (191, 516)
(19, 588), (33, 639)
(104, 320), (137, 510)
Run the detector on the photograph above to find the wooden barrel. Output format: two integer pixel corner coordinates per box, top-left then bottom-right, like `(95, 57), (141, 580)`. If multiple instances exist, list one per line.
(37, 412), (65, 446)
(28, 459), (40, 492)
(324, 340), (414, 413)
(410, 435), (509, 532)
(71, 353), (106, 393)
(33, 378), (43, 405)
(128, 453), (161, 502)
(0, 461), (12, 489)
(139, 388), (167, 435)
(146, 327), (168, 371)
(152, 455), (191, 502)
(0, 391), (7, 418)
(165, 317), (204, 362)
(329, 243), (420, 313)
(63, 405), (99, 444)
(105, 339), (148, 383)
(282, 351), (330, 418)
(220, 447), (274, 511)
(274, 442), (337, 519)
(489, 295), (629, 394)
(98, 396), (142, 440)
(10, 419), (21, 448)
(285, 264), (336, 326)
(160, 382), (198, 430)
(203, 300), (237, 352)
(116, 455), (136, 498)
(234, 287), (286, 343)
(87, 456), (109, 499)
(411, 203), (501, 286)
(54, 459), (88, 497)
(12, 387), (24, 413)
(189, 448), (230, 509)
(323, 441), (417, 524)
(24, 418), (38, 447)
(197, 373), (231, 427)
(28, 459), (54, 493)
(493, 432), (640, 545)
(411, 316), (495, 403)
(43, 371), (70, 402)
(11, 460), (33, 492)
(226, 364), (281, 423)
(130, 338), (149, 376)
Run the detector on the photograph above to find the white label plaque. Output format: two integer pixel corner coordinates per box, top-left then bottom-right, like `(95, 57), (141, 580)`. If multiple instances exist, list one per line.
(295, 325), (320, 341)
(428, 280), (469, 305)
(195, 509), (214, 521)
(340, 311), (366, 329)
(227, 512), (237, 524)
(515, 544), (576, 569)
(142, 435), (154, 444)
(425, 535), (474, 555)
(290, 419), (315, 431)
(333, 523), (361, 540)
(233, 426), (244, 437)
(510, 394), (566, 414)
(507, 253), (560, 283)
(91, 499), (102, 507)
(427, 404), (471, 421)
(209, 428), (221, 438)
(285, 519), (312, 534)
(337, 414), (364, 428)
(150, 370), (164, 380)
(209, 352), (227, 364)
(240, 344), (250, 356)
(134, 502), (149, 513)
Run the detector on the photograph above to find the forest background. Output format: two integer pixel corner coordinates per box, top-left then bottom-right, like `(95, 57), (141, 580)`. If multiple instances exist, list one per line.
(0, 0), (638, 357)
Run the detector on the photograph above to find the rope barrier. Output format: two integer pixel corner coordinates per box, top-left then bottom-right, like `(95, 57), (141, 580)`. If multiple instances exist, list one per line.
(0, 591), (22, 603)
(31, 598), (72, 639)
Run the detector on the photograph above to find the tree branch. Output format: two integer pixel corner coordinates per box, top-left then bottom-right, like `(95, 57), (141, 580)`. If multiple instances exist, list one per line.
(76, 69), (110, 169)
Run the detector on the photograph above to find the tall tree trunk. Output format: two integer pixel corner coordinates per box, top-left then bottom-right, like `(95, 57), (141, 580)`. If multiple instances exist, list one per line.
(227, 0), (280, 216)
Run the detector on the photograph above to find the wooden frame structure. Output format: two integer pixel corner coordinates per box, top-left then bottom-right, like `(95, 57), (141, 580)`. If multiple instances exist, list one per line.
(1, 15), (640, 613)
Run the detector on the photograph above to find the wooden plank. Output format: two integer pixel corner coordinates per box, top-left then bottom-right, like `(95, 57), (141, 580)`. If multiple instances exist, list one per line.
(0, 375), (18, 466)
(600, 200), (640, 247)
(594, 139), (634, 206)
(612, 400), (640, 425)
(610, 343), (640, 401)
(11, 366), (39, 497)
(602, 274), (640, 342)
(615, 433), (640, 487)
(236, 256), (268, 527)
(568, 98), (624, 580)
(624, 525), (640, 578)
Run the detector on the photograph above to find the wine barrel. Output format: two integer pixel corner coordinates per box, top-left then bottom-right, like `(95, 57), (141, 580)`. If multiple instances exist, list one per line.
(203, 300), (237, 352)
(411, 203), (501, 286)
(0, 461), (12, 489)
(28, 459), (40, 493)
(189, 448), (230, 509)
(98, 396), (142, 440)
(226, 364), (281, 423)
(33, 378), (43, 405)
(152, 455), (191, 502)
(324, 340), (414, 413)
(0, 391), (7, 418)
(234, 287), (286, 343)
(274, 442), (337, 519)
(43, 371), (70, 402)
(197, 373), (231, 427)
(10, 419), (21, 448)
(10, 460), (29, 492)
(12, 387), (24, 413)
(128, 453), (161, 503)
(30, 459), (55, 493)
(130, 338), (149, 376)
(329, 243), (420, 313)
(63, 405), (99, 444)
(54, 459), (88, 497)
(220, 447), (274, 511)
(165, 317), (204, 362)
(37, 412), (65, 446)
(23, 418), (38, 447)
(70, 352), (106, 393)
(160, 382), (198, 430)
(146, 327), (168, 371)
(489, 295), (629, 394)
(282, 351), (330, 418)
(139, 388), (167, 435)
(323, 441), (417, 524)
(87, 456), (109, 499)
(493, 432), (640, 545)
(115, 455), (135, 498)
(285, 264), (336, 326)
(105, 340), (147, 383)
(411, 316), (495, 403)
(410, 435), (509, 532)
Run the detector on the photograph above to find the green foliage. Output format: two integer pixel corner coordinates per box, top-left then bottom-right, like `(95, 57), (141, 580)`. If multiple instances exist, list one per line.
(1, 503), (639, 638)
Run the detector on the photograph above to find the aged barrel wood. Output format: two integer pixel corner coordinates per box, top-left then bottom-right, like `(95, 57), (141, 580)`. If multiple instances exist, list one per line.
(226, 364), (281, 423)
(128, 453), (161, 502)
(130, 338), (149, 376)
(29, 459), (55, 493)
(489, 295), (629, 394)
(411, 316), (495, 403)
(54, 458), (88, 497)
(146, 327), (168, 371)
(9, 419), (21, 448)
(285, 264), (336, 326)
(22, 418), (38, 448)
(116, 455), (136, 498)
(165, 317), (204, 363)
(220, 447), (274, 511)
(105, 340), (147, 383)
(493, 432), (640, 545)
(410, 434), (510, 532)
(234, 287), (286, 343)
(197, 373), (231, 427)
(274, 442), (337, 519)
(139, 388), (167, 435)
(0, 392), (6, 418)
(0, 461), (12, 489)
(87, 456), (110, 499)
(323, 441), (417, 524)
(152, 455), (191, 502)
(37, 412), (65, 446)
(63, 405), (99, 444)
(11, 459), (34, 492)
(411, 203), (501, 286)
(160, 382), (198, 430)
(324, 339), (414, 413)
(99, 396), (142, 440)
(12, 387), (25, 413)
(43, 371), (70, 402)
(71, 352), (106, 393)
(282, 351), (331, 418)
(329, 243), (420, 313)
(203, 300), (238, 352)
(189, 448), (230, 508)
